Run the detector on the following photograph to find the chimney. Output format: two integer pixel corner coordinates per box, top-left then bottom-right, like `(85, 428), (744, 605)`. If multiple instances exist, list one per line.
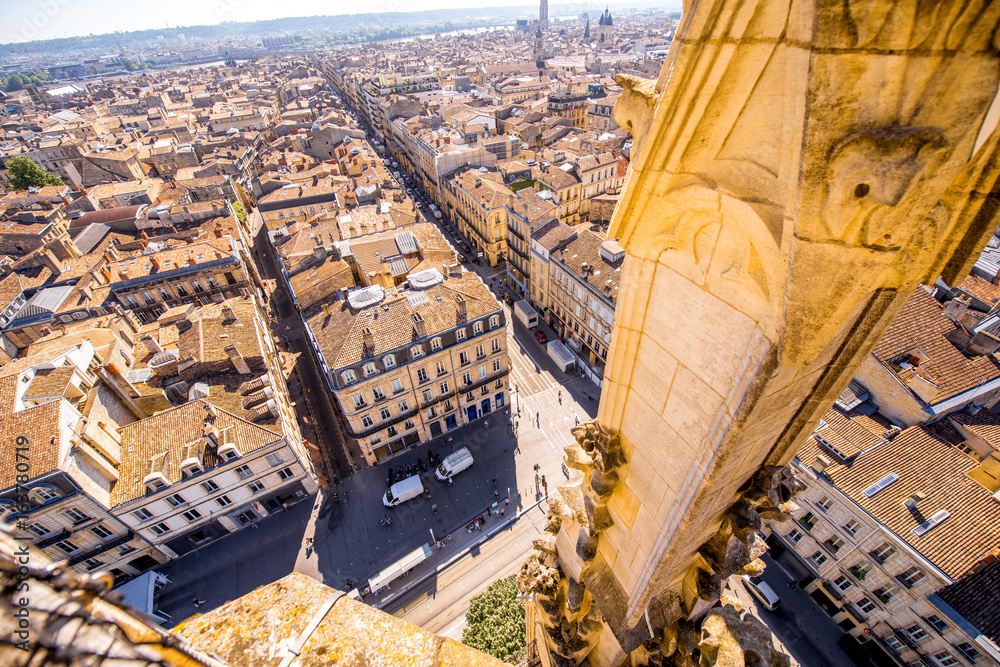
(150, 256), (161, 269)
(214, 224), (224, 237)
(904, 491), (928, 509)
(225, 344), (251, 374)
(322, 303), (331, 316)
(39, 249), (62, 275)
(223, 306), (237, 321)
(362, 327), (375, 354)
(455, 294), (467, 319)
(140, 335), (163, 355)
(188, 256), (197, 265)
(810, 454), (831, 475)
(412, 312), (427, 338)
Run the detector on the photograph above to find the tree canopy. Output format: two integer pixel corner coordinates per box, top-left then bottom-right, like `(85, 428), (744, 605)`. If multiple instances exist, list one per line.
(462, 575), (526, 662)
(6, 156), (64, 190)
(231, 200), (247, 223)
(1, 71), (49, 93)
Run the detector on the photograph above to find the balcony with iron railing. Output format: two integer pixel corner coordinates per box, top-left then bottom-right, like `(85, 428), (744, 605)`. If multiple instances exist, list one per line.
(68, 530), (135, 566)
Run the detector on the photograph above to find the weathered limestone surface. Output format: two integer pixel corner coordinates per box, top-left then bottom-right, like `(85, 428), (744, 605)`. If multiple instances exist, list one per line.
(521, 0), (1000, 664)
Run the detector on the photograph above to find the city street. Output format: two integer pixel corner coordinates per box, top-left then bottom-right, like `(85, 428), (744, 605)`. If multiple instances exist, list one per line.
(728, 554), (856, 667)
(153, 300), (600, 626)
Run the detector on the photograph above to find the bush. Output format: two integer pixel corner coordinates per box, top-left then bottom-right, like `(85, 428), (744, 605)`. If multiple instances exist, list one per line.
(462, 575), (526, 662)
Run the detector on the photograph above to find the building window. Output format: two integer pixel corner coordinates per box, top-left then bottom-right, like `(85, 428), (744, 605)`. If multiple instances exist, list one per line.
(436, 361), (447, 376)
(265, 453), (284, 467)
(372, 386), (385, 401)
(833, 575), (852, 592)
(380, 407), (391, 420)
(364, 363), (377, 376)
(848, 562), (870, 580)
(165, 493), (186, 507)
(493, 359), (501, 373)
(384, 355), (395, 368)
(933, 651), (959, 666)
(874, 586), (896, 603)
(27, 523), (50, 537)
(64, 508), (90, 524)
(215, 496), (233, 508)
(83, 558), (102, 570)
(490, 316), (499, 329)
(476, 344), (485, 359)
(90, 524), (114, 539)
(397, 400), (409, 412)
(478, 366), (487, 380)
(925, 615), (948, 633)
(855, 597), (876, 614)
(809, 551), (828, 567)
(439, 381), (449, 394)
(897, 566), (925, 589)
(844, 519), (861, 536)
(885, 636), (905, 653)
(343, 370), (356, 383)
(361, 414), (374, 428)
(235, 465), (254, 480)
(492, 338), (500, 352)
(182, 509), (202, 522)
(411, 346), (423, 358)
(817, 495), (833, 511)
(431, 338), (441, 350)
(459, 351), (469, 365)
(417, 368), (428, 383)
(474, 321), (483, 334)
(456, 329), (466, 341)
(391, 378), (404, 393)
(247, 481), (265, 494)
(871, 543), (896, 563)
(54, 540), (79, 554)
(824, 536), (845, 554)
(353, 394), (366, 409)
(956, 643), (980, 661)
(202, 480), (220, 493)
(905, 624), (928, 642)
(481, 386), (489, 395)
(149, 523), (171, 536)
(798, 512), (817, 531)
(277, 467), (294, 481)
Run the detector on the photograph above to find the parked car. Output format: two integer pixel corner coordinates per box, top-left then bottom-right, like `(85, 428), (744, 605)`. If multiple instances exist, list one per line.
(741, 575), (781, 611)
(383, 475), (424, 507)
(534, 330), (548, 344)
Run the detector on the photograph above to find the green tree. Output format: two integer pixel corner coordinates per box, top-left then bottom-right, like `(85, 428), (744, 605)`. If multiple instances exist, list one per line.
(6, 156), (63, 190)
(231, 200), (247, 224)
(462, 575), (525, 662)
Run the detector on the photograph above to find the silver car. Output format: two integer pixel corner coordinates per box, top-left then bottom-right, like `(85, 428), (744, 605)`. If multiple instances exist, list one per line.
(741, 575), (781, 611)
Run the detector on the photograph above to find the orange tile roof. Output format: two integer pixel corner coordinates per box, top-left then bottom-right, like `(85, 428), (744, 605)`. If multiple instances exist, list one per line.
(823, 426), (1000, 579)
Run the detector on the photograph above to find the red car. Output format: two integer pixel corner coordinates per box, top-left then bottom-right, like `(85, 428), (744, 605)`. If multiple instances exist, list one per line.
(534, 330), (548, 344)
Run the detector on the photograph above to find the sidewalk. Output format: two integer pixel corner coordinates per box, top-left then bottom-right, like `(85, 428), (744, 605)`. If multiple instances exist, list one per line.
(369, 494), (549, 609)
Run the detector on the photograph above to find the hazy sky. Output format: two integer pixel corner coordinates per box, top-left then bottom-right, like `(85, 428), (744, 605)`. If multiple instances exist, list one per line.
(1, 0), (644, 44)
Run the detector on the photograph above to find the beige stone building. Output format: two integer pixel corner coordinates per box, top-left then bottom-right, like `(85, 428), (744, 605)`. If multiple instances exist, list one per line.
(304, 268), (508, 464)
(770, 410), (1000, 666)
(530, 220), (622, 375)
(441, 166), (512, 267)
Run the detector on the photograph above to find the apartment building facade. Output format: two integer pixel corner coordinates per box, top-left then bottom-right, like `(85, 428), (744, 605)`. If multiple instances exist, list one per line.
(306, 270), (508, 464)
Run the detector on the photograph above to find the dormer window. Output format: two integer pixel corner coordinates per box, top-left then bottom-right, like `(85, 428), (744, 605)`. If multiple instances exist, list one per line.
(142, 472), (169, 493)
(411, 346), (423, 358)
(29, 485), (60, 504)
(180, 458), (203, 479)
(343, 370), (356, 384)
(473, 321), (483, 335)
(383, 355), (396, 369)
(490, 316), (499, 329)
(457, 329), (466, 341)
(364, 363), (377, 376)
(218, 443), (239, 461)
(431, 338), (442, 351)
(0, 500), (17, 523)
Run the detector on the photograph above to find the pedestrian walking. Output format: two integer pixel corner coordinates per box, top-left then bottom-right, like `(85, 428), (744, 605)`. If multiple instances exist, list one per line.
(495, 489), (499, 498)
(574, 416), (579, 425)
(282, 502), (288, 512)
(251, 521), (258, 529)
(500, 507), (505, 517)
(193, 598), (205, 607)
(505, 497), (509, 505)
(542, 476), (547, 494)
(431, 503), (438, 513)
(491, 476), (497, 487)
(558, 390), (562, 404)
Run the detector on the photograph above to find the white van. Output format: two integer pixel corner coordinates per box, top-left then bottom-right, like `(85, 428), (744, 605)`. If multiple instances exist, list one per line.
(435, 447), (474, 481)
(383, 475), (424, 507)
